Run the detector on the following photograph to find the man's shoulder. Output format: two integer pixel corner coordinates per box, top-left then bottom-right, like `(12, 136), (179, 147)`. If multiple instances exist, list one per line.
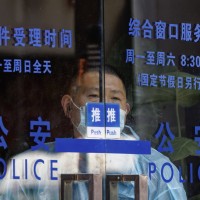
(121, 125), (140, 140)
(122, 126), (178, 171)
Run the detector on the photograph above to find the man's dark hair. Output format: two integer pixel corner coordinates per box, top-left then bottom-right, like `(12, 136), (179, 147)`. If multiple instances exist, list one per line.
(68, 64), (127, 95)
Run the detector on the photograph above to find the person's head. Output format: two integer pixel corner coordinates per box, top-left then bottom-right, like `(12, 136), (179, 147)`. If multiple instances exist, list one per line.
(61, 65), (130, 138)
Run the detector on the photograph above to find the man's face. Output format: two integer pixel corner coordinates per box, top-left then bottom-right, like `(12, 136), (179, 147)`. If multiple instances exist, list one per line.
(63, 71), (129, 137)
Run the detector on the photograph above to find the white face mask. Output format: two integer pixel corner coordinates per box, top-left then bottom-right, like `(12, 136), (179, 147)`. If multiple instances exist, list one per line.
(69, 98), (87, 137)
(70, 99), (127, 137)
(120, 108), (126, 132)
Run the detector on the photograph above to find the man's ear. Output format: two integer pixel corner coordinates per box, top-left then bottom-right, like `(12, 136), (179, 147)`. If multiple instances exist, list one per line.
(61, 95), (72, 117)
(126, 103), (131, 114)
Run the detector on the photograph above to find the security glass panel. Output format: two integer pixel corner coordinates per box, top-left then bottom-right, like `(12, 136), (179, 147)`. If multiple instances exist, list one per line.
(0, 0), (200, 199)
(0, 0), (104, 200)
(104, 0), (200, 199)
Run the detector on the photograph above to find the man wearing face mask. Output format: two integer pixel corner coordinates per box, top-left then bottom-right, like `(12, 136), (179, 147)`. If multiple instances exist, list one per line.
(59, 65), (186, 199)
(0, 65), (187, 199)
(61, 65), (133, 139)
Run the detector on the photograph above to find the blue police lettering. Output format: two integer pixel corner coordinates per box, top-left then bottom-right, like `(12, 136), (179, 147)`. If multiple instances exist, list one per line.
(149, 162), (173, 183)
(149, 162), (200, 183)
(0, 158), (58, 180)
(0, 158), (7, 179)
(34, 159), (44, 180)
(50, 160), (58, 180)
(12, 159), (20, 179)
